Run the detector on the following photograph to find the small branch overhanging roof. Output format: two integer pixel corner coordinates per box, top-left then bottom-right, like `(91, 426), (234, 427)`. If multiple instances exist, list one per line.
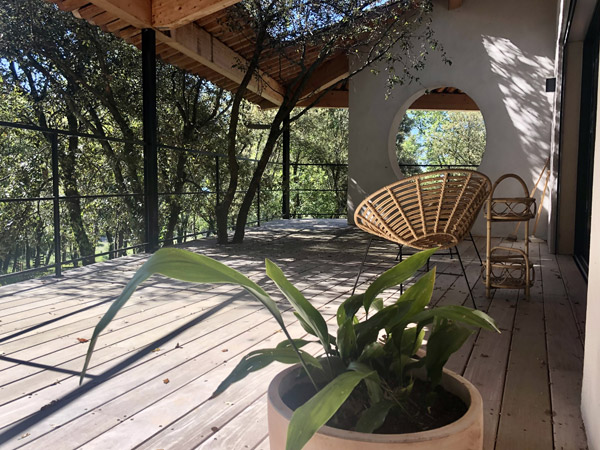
(49, 0), (350, 108)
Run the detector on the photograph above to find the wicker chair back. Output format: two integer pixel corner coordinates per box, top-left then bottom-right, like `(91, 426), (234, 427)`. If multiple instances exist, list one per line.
(354, 170), (492, 250)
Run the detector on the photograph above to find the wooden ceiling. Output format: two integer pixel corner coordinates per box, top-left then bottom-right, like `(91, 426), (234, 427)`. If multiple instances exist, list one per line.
(50, 0), (464, 109)
(409, 87), (480, 111)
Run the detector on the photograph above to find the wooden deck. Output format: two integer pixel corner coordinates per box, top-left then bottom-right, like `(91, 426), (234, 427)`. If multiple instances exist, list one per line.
(0, 219), (588, 449)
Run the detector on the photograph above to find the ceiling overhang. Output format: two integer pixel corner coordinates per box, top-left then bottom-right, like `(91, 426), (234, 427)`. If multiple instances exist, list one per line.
(54, 0), (348, 107)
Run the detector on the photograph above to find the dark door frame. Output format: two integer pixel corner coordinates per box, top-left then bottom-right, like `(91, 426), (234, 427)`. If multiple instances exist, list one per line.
(573, 1), (600, 277)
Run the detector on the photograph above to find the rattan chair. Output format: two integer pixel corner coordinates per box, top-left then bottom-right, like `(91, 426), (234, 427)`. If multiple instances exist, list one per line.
(353, 169), (492, 308)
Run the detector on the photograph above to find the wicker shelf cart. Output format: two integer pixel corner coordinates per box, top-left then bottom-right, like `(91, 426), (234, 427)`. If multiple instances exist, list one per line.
(485, 174), (536, 298)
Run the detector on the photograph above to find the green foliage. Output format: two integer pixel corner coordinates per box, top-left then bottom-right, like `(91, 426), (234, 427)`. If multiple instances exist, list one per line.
(81, 247), (499, 450)
(0, 1), (350, 281)
(397, 110), (486, 175)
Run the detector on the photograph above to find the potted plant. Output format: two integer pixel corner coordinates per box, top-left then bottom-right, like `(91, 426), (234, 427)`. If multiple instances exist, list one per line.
(80, 247), (499, 450)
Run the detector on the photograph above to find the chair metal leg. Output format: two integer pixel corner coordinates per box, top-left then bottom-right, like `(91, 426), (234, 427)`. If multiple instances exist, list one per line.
(469, 231), (483, 266)
(396, 244), (403, 261)
(398, 244), (404, 294)
(455, 246), (477, 310)
(352, 236), (373, 297)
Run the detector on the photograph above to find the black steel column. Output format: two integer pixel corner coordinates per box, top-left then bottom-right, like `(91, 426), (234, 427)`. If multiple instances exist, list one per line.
(51, 134), (61, 277)
(142, 29), (159, 253)
(282, 114), (290, 219)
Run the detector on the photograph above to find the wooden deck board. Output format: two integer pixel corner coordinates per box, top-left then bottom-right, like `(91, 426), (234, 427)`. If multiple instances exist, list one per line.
(0, 219), (588, 449)
(495, 242), (554, 450)
(540, 246), (587, 450)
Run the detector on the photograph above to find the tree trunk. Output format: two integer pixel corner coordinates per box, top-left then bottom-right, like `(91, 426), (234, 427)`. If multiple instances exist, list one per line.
(45, 247), (53, 266)
(72, 245), (79, 268)
(35, 219), (43, 268)
(12, 245), (20, 273)
(25, 241), (31, 270)
(118, 229), (124, 257)
(2, 255), (10, 273)
(61, 111), (95, 265)
(293, 163), (300, 218)
(233, 127), (283, 243)
(216, 29), (267, 245)
(106, 229), (115, 259)
(164, 149), (188, 246)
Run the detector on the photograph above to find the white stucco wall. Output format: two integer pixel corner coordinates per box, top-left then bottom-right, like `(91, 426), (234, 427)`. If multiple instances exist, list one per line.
(348, 0), (557, 237)
(582, 40), (600, 450)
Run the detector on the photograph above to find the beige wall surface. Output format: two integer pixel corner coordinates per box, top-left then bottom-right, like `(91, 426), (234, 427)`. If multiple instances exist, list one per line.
(348, 0), (557, 237)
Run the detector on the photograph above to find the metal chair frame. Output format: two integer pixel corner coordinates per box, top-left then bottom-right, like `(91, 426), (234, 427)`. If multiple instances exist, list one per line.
(352, 170), (492, 308)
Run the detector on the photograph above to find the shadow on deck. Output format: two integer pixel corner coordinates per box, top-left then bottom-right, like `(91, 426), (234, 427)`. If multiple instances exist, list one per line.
(0, 219), (588, 449)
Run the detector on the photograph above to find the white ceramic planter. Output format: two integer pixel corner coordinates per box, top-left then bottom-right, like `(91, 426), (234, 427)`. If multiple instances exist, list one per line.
(267, 365), (483, 450)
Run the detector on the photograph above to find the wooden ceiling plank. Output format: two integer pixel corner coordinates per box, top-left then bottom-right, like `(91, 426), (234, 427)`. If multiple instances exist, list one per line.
(73, 4), (104, 20)
(90, 11), (119, 26)
(297, 54), (349, 99)
(152, 0), (242, 29)
(56, 0), (92, 12)
(87, 0), (151, 28)
(448, 0), (463, 10)
(409, 93), (479, 111)
(106, 18), (131, 33)
(283, 90), (348, 109)
(158, 22), (284, 105)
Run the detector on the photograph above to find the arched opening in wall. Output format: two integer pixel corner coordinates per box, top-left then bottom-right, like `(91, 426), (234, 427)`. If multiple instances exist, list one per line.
(396, 87), (486, 176)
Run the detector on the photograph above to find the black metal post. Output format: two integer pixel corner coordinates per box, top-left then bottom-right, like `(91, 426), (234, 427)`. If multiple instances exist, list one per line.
(282, 114), (290, 219)
(51, 133), (61, 277)
(142, 29), (159, 253)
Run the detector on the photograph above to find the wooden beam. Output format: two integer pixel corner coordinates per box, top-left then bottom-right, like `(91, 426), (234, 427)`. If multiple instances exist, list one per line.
(157, 23), (284, 105)
(448, 0), (463, 10)
(297, 54), (349, 100)
(152, 0), (242, 29)
(87, 0), (152, 28)
(409, 93), (479, 111)
(269, 90), (349, 109)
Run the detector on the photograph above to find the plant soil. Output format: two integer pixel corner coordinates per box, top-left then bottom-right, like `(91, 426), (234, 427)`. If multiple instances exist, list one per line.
(282, 378), (467, 434)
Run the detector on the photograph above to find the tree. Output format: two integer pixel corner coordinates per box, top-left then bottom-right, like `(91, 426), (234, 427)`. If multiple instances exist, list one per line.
(0, 0), (231, 269)
(397, 110), (486, 171)
(215, 0), (446, 244)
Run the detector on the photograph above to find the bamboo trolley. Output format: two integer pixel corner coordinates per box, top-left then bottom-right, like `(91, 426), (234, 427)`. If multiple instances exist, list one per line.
(484, 174), (536, 298)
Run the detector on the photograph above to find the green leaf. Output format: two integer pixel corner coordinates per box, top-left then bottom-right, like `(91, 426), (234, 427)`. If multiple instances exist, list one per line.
(348, 361), (382, 404)
(266, 259), (330, 352)
(355, 302), (411, 354)
(399, 326), (418, 355)
(212, 347), (322, 398)
(414, 305), (500, 332)
(358, 342), (385, 364)
(355, 400), (396, 433)
(369, 298), (384, 314)
(425, 321), (473, 386)
(337, 317), (357, 362)
(80, 248), (284, 384)
(294, 312), (317, 336)
(276, 339), (312, 350)
(363, 248), (436, 312)
(385, 269), (437, 332)
(337, 293), (364, 326)
(286, 370), (375, 450)
(398, 268), (436, 316)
